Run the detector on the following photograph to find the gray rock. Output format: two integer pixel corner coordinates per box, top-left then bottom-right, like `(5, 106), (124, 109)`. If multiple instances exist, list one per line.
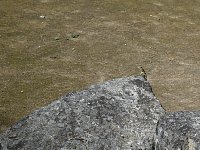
(0, 76), (165, 150)
(155, 111), (200, 150)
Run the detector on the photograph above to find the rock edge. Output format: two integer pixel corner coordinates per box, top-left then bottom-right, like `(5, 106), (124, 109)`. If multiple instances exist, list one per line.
(0, 76), (199, 150)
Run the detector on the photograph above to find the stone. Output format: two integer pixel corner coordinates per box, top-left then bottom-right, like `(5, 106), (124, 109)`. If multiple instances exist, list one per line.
(155, 111), (200, 150)
(0, 76), (165, 150)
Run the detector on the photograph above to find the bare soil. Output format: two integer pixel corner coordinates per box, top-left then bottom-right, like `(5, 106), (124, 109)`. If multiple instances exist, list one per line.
(0, 0), (200, 133)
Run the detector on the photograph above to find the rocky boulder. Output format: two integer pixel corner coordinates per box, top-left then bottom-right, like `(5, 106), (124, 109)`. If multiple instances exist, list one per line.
(0, 76), (165, 150)
(155, 111), (200, 150)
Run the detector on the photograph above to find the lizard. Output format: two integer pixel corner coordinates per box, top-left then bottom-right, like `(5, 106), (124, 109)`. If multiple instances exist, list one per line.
(138, 66), (147, 80)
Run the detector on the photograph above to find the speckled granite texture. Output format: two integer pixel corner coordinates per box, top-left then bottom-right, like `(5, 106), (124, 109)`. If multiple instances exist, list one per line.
(0, 76), (165, 150)
(156, 111), (200, 150)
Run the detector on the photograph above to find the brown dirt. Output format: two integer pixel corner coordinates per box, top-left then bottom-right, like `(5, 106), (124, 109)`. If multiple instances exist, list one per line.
(0, 0), (200, 133)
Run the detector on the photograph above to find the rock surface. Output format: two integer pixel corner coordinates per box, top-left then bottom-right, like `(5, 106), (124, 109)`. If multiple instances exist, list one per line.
(0, 76), (165, 150)
(155, 111), (200, 150)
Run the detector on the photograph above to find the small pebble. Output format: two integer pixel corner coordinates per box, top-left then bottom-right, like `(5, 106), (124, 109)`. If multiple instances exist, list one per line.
(40, 15), (45, 19)
(55, 34), (61, 40)
(21, 90), (24, 93)
(55, 37), (60, 40)
(71, 33), (79, 38)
